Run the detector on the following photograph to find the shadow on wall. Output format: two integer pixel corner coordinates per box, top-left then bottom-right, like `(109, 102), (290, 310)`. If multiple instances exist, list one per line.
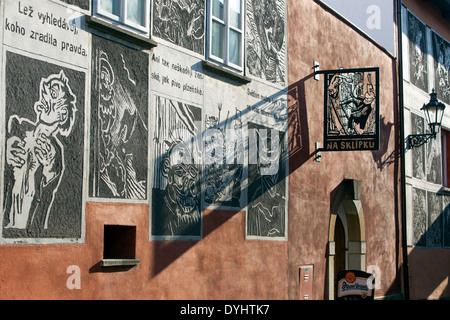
(148, 68), (399, 280)
(409, 199), (450, 299)
(149, 74), (315, 278)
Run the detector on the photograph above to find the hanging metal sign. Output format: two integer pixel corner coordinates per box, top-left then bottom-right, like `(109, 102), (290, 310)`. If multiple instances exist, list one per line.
(321, 67), (380, 151)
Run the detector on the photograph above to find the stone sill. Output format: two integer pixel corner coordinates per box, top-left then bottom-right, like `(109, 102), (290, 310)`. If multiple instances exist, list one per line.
(100, 258), (141, 267)
(438, 186), (450, 196)
(85, 15), (157, 49)
(202, 60), (251, 84)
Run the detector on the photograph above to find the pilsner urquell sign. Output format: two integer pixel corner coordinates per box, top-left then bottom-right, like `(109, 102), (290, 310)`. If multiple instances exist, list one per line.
(323, 68), (380, 151)
(337, 270), (375, 300)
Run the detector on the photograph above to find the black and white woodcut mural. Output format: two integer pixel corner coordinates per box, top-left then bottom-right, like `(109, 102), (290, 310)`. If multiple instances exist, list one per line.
(203, 105), (245, 210)
(151, 94), (202, 239)
(408, 11), (428, 93)
(412, 187), (427, 246)
(246, 122), (287, 239)
(426, 134), (442, 185)
(152, 0), (205, 54)
(411, 113), (426, 180)
(444, 198), (450, 247)
(246, 0), (287, 86)
(89, 36), (148, 201)
(426, 191), (443, 247)
(432, 32), (450, 105)
(2, 52), (85, 240)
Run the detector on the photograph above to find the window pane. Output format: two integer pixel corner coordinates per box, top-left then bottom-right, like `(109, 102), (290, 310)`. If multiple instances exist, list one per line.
(229, 29), (241, 66)
(99, 0), (120, 16)
(126, 0), (146, 27)
(212, 20), (225, 59)
(229, 0), (241, 29)
(212, 0), (225, 20)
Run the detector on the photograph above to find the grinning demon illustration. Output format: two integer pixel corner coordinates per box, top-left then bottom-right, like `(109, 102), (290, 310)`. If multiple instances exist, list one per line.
(4, 71), (77, 234)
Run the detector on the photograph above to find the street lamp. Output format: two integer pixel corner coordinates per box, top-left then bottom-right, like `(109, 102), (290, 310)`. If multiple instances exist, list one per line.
(407, 89), (446, 149)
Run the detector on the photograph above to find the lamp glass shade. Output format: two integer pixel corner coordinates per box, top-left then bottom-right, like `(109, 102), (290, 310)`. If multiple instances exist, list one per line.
(422, 90), (446, 135)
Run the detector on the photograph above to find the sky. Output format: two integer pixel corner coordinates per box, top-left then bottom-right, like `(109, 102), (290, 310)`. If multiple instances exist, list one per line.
(321, 0), (395, 54)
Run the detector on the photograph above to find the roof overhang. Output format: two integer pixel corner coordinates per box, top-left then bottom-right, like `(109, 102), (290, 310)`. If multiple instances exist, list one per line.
(423, 0), (450, 20)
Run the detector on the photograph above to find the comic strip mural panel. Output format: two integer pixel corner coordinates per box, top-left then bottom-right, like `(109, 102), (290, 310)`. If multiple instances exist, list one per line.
(152, 0), (205, 54)
(323, 68), (380, 151)
(408, 11), (428, 93)
(89, 36), (149, 201)
(151, 94), (202, 239)
(246, 0), (287, 87)
(2, 51), (85, 241)
(432, 32), (450, 105)
(203, 77), (246, 211)
(246, 122), (287, 239)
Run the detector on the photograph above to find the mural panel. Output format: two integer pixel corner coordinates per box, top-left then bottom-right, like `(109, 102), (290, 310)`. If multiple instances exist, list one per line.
(426, 191), (443, 247)
(246, 122), (287, 239)
(432, 32), (450, 105)
(1, 51), (85, 241)
(426, 134), (441, 185)
(246, 0), (287, 87)
(412, 187), (427, 246)
(444, 197), (450, 247)
(152, 0), (205, 54)
(2, 0), (89, 69)
(245, 81), (288, 240)
(150, 44), (204, 106)
(203, 78), (246, 210)
(408, 11), (428, 93)
(411, 113), (426, 180)
(150, 94), (202, 240)
(89, 36), (148, 201)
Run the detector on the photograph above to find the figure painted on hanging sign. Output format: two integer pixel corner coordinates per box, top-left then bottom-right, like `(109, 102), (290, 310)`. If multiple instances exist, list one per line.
(4, 71), (77, 233)
(327, 71), (377, 137)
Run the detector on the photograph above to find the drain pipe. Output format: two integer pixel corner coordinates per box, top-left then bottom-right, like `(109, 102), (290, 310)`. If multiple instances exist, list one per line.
(396, 0), (410, 300)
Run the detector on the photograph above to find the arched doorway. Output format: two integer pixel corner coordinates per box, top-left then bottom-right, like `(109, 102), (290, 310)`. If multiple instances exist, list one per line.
(327, 179), (366, 300)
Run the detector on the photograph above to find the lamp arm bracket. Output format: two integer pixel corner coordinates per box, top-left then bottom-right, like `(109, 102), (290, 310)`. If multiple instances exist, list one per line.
(406, 132), (436, 149)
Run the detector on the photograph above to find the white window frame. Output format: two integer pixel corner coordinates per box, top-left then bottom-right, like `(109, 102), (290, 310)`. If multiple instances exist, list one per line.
(93, 0), (150, 35)
(207, 0), (244, 73)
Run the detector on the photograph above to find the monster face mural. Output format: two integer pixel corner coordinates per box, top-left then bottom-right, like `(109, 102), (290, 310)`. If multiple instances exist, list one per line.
(2, 52), (85, 241)
(90, 36), (149, 201)
(151, 94), (202, 239)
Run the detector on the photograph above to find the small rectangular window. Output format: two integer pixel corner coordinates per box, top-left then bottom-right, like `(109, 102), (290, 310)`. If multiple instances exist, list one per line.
(103, 225), (136, 259)
(94, 0), (150, 34)
(208, 0), (244, 72)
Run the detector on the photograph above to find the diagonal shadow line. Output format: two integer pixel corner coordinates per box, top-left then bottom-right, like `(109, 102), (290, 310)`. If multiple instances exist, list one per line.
(151, 209), (240, 277)
(150, 74), (315, 278)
